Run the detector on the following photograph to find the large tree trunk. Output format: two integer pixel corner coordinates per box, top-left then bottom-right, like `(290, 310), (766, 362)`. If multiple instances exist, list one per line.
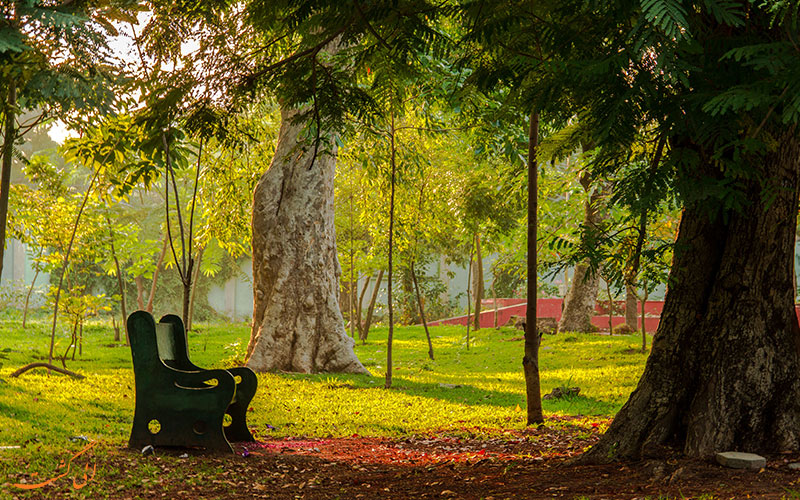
(558, 185), (604, 333)
(246, 107), (367, 374)
(581, 135), (800, 462)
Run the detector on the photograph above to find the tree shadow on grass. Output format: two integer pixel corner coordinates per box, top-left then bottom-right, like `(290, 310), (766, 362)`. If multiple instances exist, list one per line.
(286, 373), (619, 417)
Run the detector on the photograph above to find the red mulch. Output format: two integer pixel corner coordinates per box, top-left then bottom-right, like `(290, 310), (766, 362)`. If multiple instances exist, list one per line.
(8, 417), (800, 499)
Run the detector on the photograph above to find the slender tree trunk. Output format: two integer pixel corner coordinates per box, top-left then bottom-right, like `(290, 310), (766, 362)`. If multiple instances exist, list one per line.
(349, 189), (355, 339)
(0, 85), (16, 283)
(581, 134), (800, 462)
(186, 246), (204, 332)
(181, 264), (192, 330)
(524, 111), (544, 425)
(640, 283), (649, 353)
(472, 233), (483, 331)
(145, 235), (169, 313)
(104, 210), (129, 344)
(606, 280), (613, 333)
(246, 105), (366, 374)
(112, 315), (120, 343)
(385, 112), (397, 389)
(135, 276), (146, 310)
(411, 261), (434, 360)
(355, 274), (371, 338)
(47, 171), (98, 366)
(558, 181), (605, 333)
(360, 270), (384, 343)
(22, 265), (40, 329)
(492, 279), (498, 328)
(465, 240), (473, 350)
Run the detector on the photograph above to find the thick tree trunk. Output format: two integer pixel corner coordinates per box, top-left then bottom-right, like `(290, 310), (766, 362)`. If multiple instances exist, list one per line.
(558, 187), (604, 333)
(558, 263), (600, 332)
(472, 233), (483, 331)
(246, 107), (367, 374)
(581, 135), (800, 462)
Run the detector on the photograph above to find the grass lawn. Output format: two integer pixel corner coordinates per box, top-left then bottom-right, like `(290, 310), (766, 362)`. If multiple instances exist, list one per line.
(0, 316), (652, 498)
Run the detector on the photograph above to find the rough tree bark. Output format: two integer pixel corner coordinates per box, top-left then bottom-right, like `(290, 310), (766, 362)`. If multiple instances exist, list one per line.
(246, 107), (367, 374)
(581, 134), (800, 462)
(558, 181), (604, 333)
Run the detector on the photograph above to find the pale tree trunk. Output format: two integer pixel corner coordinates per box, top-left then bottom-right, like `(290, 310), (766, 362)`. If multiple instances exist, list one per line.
(558, 183), (604, 333)
(581, 134), (800, 462)
(625, 284), (638, 330)
(246, 107), (367, 374)
(472, 233), (484, 331)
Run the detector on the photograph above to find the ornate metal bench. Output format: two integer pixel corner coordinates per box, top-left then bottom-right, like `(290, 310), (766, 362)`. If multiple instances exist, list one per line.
(127, 311), (257, 452)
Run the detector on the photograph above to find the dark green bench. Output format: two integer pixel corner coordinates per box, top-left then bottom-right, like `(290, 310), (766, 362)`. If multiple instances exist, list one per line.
(127, 311), (258, 452)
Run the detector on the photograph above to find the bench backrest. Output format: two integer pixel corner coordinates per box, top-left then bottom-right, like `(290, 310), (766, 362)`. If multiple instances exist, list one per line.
(128, 311), (194, 376)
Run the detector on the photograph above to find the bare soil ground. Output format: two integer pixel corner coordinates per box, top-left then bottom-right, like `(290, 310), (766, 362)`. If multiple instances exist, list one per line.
(9, 417), (800, 499)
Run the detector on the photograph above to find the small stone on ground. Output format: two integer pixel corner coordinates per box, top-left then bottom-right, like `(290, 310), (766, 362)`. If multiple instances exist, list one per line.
(788, 462), (800, 470)
(715, 451), (766, 469)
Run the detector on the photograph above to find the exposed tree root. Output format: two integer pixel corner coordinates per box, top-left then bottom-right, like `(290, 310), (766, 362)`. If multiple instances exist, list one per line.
(10, 362), (85, 379)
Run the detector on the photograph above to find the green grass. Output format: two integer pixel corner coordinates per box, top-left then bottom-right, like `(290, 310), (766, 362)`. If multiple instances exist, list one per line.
(0, 319), (650, 444)
(0, 317), (651, 496)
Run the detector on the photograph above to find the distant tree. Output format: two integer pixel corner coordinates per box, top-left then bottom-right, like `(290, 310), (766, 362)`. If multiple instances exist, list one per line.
(0, 0), (129, 282)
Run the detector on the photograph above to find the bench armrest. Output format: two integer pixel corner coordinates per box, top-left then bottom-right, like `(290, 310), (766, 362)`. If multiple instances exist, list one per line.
(171, 368), (236, 395)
